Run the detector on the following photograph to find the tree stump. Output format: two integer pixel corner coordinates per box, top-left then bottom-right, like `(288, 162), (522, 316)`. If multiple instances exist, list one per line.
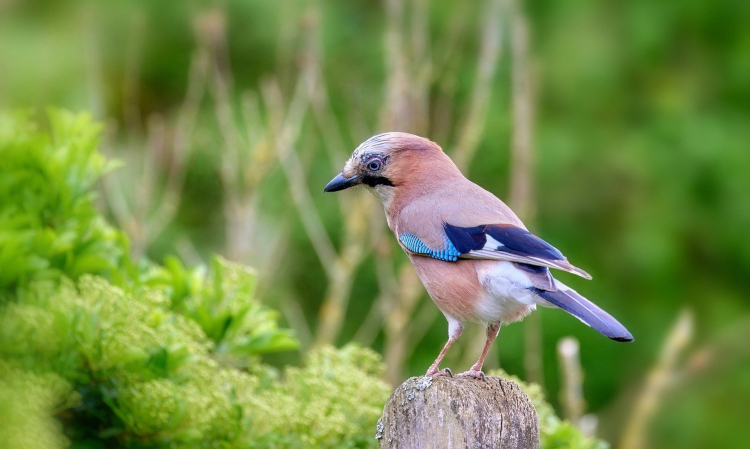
(377, 376), (539, 448)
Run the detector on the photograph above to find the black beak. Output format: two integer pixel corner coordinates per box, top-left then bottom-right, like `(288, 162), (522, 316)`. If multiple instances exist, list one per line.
(324, 173), (361, 192)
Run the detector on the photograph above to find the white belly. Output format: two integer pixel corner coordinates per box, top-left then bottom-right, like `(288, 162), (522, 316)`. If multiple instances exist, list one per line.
(474, 261), (537, 324)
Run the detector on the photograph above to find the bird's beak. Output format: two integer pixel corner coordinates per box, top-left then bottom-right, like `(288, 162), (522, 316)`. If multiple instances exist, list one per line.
(324, 172), (361, 192)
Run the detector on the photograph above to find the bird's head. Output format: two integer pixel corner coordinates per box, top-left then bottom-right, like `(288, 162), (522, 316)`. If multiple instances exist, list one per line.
(324, 132), (462, 204)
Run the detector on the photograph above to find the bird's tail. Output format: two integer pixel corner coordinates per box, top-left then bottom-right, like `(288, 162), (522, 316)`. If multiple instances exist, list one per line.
(531, 281), (633, 342)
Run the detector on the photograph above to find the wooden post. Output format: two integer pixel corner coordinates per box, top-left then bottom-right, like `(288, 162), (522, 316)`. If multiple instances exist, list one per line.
(377, 376), (539, 448)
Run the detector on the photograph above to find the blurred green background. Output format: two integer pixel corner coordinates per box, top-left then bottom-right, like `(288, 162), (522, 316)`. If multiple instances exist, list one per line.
(1, 0), (749, 447)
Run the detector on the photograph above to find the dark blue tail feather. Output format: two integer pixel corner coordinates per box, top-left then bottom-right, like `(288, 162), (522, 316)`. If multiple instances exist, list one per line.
(531, 287), (633, 342)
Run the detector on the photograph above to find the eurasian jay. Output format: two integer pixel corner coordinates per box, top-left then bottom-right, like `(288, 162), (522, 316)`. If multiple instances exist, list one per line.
(324, 132), (633, 379)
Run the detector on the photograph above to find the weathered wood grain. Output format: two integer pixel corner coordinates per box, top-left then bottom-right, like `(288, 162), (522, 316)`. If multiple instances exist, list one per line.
(377, 376), (539, 448)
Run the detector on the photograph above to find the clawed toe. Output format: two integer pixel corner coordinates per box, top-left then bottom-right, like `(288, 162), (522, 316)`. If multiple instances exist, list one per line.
(426, 367), (453, 378)
(457, 369), (486, 380)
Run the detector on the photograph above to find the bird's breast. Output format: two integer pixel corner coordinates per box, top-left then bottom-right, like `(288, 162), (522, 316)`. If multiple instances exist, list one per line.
(408, 256), (533, 324)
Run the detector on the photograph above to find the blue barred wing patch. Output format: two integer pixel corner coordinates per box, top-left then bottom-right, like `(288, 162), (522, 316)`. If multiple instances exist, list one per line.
(399, 233), (461, 262)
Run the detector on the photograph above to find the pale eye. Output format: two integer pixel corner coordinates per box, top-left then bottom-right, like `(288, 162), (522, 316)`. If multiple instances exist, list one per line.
(367, 159), (382, 171)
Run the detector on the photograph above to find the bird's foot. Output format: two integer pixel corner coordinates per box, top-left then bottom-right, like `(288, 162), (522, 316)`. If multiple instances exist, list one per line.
(425, 367), (453, 378)
(456, 369), (486, 380)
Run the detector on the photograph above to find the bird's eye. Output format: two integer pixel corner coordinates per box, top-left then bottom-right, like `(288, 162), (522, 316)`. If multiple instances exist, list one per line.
(367, 159), (382, 171)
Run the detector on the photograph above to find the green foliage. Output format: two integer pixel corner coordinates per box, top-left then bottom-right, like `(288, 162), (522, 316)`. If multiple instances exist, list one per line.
(0, 362), (79, 449)
(146, 255), (298, 366)
(489, 370), (608, 449)
(0, 111), (389, 448)
(1, 275), (388, 447)
(247, 345), (391, 447)
(0, 110), (126, 290)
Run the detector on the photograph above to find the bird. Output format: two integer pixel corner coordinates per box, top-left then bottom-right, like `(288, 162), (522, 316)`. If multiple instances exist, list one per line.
(324, 132), (633, 379)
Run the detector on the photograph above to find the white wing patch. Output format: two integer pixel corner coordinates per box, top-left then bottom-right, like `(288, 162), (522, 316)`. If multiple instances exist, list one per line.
(484, 235), (505, 250)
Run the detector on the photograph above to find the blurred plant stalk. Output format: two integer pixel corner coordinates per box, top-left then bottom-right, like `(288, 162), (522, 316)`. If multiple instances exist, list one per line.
(558, 337), (602, 438)
(275, 10), (375, 349)
(196, 10), (290, 281)
(507, 0), (547, 387)
(101, 13), (206, 259)
(620, 309), (694, 449)
(557, 337), (586, 427)
(187, 9), (375, 349)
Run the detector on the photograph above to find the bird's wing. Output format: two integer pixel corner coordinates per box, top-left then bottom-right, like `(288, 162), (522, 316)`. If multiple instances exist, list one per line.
(398, 222), (590, 280)
(443, 223), (592, 280)
(394, 182), (590, 281)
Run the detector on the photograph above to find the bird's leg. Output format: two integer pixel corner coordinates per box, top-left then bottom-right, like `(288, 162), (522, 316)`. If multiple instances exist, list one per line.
(425, 320), (463, 377)
(457, 323), (500, 380)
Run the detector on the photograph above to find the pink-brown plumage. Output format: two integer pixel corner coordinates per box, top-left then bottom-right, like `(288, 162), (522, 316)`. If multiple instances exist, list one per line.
(408, 256), (484, 321)
(325, 132), (633, 379)
(410, 256), (534, 325)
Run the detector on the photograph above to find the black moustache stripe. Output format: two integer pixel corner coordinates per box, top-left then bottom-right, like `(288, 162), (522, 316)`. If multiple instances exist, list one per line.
(362, 176), (394, 187)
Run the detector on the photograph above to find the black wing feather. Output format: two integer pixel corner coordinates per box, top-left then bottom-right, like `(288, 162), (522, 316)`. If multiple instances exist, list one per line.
(442, 223), (591, 279)
(484, 225), (564, 260)
(443, 223), (563, 260)
(443, 224), (487, 253)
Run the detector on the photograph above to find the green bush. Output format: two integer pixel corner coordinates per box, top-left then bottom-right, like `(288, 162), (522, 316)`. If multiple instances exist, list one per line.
(146, 255), (298, 366)
(0, 110), (389, 448)
(489, 369), (609, 449)
(0, 362), (79, 449)
(3, 274), (386, 446)
(0, 110), (126, 290)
